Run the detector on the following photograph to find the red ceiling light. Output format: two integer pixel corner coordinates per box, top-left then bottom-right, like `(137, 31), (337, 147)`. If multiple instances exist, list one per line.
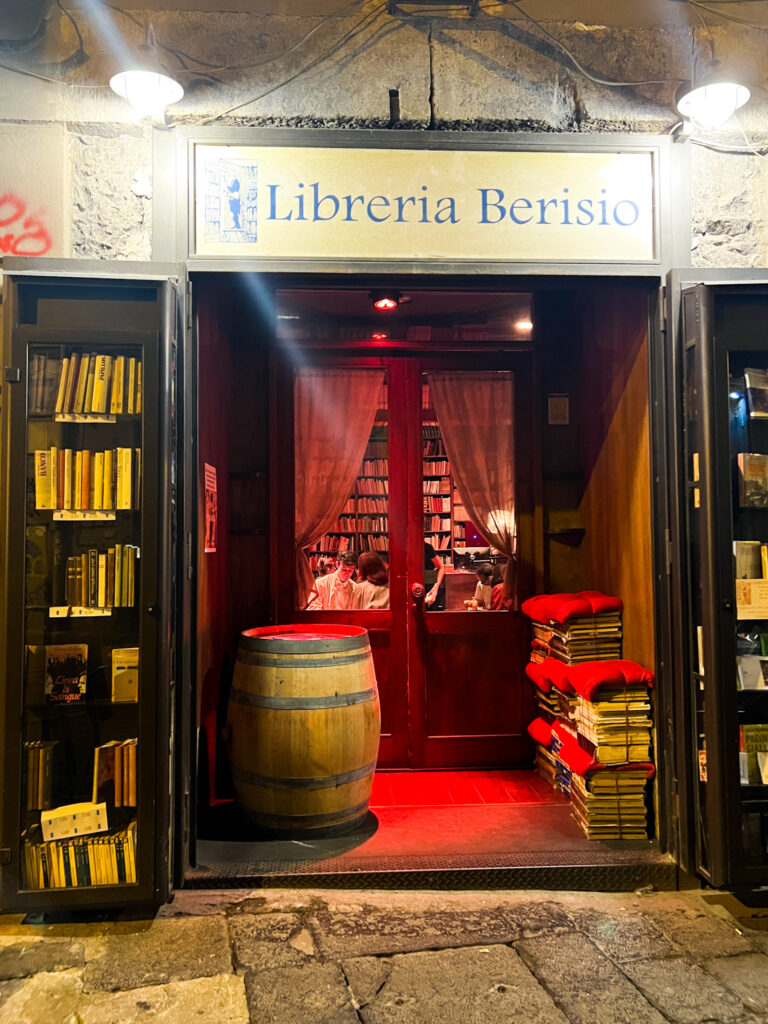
(370, 289), (400, 311)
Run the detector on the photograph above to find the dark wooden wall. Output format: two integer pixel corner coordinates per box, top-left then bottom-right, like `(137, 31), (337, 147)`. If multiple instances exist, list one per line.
(539, 283), (655, 671)
(195, 277), (270, 803)
(577, 285), (655, 670)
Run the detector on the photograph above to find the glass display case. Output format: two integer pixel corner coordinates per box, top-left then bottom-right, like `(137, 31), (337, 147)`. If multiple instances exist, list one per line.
(0, 270), (178, 911)
(681, 283), (768, 888)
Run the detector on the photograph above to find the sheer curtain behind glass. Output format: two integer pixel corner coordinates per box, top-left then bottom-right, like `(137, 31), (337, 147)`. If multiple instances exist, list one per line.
(428, 371), (518, 605)
(294, 369), (385, 608)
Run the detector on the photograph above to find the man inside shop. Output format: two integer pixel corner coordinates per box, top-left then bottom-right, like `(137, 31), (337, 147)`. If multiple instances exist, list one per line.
(311, 550), (359, 610)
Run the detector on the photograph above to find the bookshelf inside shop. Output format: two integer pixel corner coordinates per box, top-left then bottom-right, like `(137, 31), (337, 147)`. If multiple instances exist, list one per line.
(306, 416), (489, 575)
(307, 425), (390, 570)
(0, 273), (176, 911)
(682, 286), (768, 889)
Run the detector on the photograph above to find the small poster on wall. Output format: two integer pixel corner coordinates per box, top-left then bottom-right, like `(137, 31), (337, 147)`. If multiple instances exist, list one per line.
(204, 463), (217, 553)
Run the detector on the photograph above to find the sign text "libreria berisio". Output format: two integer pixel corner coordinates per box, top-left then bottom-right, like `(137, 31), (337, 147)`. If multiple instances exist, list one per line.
(194, 146), (657, 263)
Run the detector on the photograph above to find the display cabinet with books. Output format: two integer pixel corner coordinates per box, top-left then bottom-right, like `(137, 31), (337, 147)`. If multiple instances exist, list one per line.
(0, 269), (178, 911)
(679, 283), (768, 889)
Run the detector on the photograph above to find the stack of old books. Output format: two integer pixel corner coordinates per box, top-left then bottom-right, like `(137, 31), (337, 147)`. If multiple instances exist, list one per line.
(522, 591), (623, 664)
(522, 592), (655, 840)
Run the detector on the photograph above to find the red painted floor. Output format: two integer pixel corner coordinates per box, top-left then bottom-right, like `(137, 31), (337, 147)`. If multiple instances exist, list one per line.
(369, 769), (567, 808)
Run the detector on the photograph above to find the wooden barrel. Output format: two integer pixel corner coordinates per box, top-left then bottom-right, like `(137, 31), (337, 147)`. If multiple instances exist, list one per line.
(226, 624), (381, 837)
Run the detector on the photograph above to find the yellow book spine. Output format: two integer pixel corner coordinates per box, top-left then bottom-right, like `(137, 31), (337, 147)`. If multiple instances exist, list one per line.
(114, 743), (123, 807)
(103, 448), (114, 509)
(34, 451), (53, 510)
(84, 353), (97, 413)
(81, 449), (91, 510)
(63, 449), (73, 510)
(115, 447), (124, 509)
(98, 553), (106, 608)
(48, 841), (60, 888)
(114, 543), (123, 608)
(68, 844), (78, 887)
(63, 352), (79, 413)
(49, 446), (58, 509)
(74, 451), (83, 510)
(129, 740), (137, 805)
(761, 543), (768, 580)
(127, 546), (136, 607)
(87, 841), (97, 887)
(54, 356), (69, 414)
(123, 448), (132, 509)
(92, 355), (107, 413)
(93, 452), (104, 511)
(109, 356), (124, 415)
(74, 354), (90, 413)
(127, 357), (136, 414)
(58, 843), (67, 889)
(109, 837), (119, 885)
(136, 360), (142, 415)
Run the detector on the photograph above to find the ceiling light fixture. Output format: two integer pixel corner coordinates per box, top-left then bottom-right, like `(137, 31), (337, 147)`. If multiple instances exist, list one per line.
(675, 60), (749, 130)
(370, 290), (400, 311)
(110, 23), (183, 120)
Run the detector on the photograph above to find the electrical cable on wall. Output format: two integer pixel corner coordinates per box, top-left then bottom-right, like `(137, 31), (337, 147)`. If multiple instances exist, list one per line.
(190, 1), (392, 125)
(2, 0), (767, 154)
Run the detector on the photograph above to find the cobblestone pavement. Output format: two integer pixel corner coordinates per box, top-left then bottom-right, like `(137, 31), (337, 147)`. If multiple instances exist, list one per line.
(0, 888), (766, 1023)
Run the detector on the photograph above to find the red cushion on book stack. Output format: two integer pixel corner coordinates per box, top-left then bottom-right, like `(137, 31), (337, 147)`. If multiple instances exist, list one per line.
(552, 721), (656, 779)
(527, 717), (554, 746)
(521, 590), (623, 623)
(525, 657), (572, 693)
(564, 659), (655, 702)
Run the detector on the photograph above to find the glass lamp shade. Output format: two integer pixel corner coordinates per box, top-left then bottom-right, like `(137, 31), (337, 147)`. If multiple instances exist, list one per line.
(110, 67), (184, 119)
(676, 79), (750, 130)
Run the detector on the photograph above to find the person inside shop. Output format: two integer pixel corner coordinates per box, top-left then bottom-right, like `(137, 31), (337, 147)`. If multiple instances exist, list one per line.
(424, 541), (445, 609)
(311, 550), (358, 609)
(491, 559), (515, 611)
(473, 563), (494, 609)
(353, 551), (390, 609)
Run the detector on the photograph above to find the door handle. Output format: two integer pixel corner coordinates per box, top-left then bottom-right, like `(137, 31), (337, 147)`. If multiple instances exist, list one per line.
(410, 582), (425, 603)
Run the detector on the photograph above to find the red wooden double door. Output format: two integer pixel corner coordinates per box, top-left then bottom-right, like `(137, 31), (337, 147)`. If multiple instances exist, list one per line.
(274, 351), (535, 769)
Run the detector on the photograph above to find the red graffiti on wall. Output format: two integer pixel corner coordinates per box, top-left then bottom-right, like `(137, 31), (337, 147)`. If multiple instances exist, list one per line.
(0, 193), (52, 256)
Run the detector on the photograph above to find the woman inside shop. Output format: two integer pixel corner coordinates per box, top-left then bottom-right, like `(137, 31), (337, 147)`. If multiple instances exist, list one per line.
(353, 551), (390, 609)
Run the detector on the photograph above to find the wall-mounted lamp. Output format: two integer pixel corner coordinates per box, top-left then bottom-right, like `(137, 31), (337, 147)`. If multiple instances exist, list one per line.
(109, 23), (183, 120)
(675, 60), (749, 130)
(370, 290), (400, 311)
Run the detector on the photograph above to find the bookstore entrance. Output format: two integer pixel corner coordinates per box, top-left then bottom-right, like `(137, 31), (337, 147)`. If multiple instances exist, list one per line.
(190, 273), (675, 889)
(271, 291), (536, 770)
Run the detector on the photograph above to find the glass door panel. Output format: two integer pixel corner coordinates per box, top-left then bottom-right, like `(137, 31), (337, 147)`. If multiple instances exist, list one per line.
(682, 285), (768, 888)
(22, 343), (143, 891)
(294, 371), (389, 611)
(729, 355), (768, 870)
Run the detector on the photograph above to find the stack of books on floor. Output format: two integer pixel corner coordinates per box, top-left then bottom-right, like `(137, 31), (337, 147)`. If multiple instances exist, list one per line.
(522, 590), (623, 664)
(522, 591), (655, 840)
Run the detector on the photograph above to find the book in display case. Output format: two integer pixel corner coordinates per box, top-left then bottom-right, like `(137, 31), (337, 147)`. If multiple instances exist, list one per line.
(0, 270), (178, 911)
(681, 283), (768, 890)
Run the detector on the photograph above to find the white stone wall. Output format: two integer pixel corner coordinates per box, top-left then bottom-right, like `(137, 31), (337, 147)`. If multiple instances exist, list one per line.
(1, 4), (766, 265)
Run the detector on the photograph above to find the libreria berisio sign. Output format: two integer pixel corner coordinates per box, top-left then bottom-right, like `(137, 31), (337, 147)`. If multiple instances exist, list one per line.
(194, 145), (656, 263)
